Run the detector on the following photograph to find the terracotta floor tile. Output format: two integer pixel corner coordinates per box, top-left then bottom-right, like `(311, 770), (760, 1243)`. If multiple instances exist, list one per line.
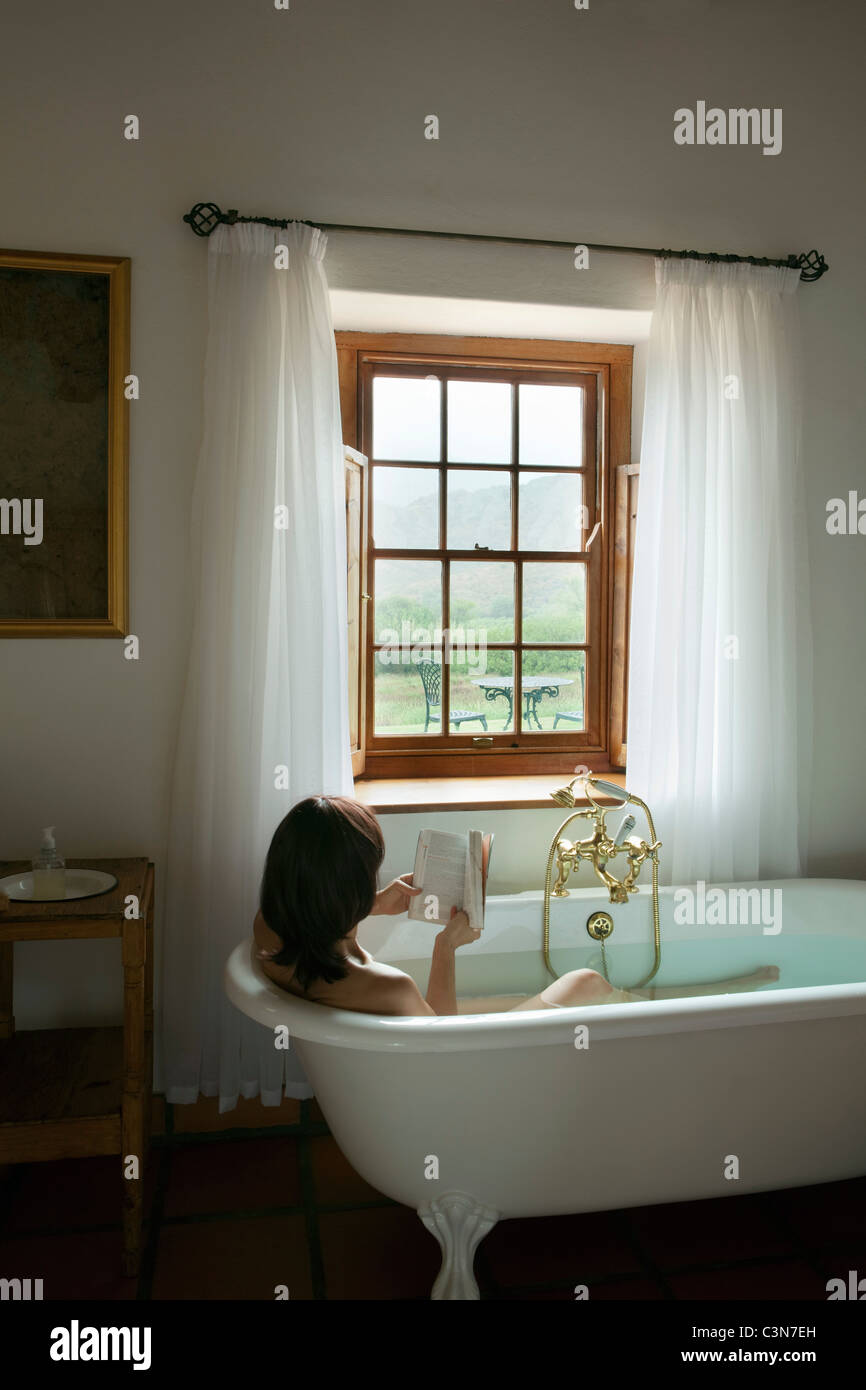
(151, 1213), (312, 1300)
(162, 1137), (301, 1218)
(627, 1193), (791, 1271)
(309, 1136), (385, 1206)
(308, 1099), (327, 1124)
(319, 1205), (440, 1299)
(0, 1229), (138, 1299)
(171, 1094), (302, 1133)
(6, 1154), (159, 1234)
(669, 1259), (826, 1301)
(482, 1211), (641, 1286)
(769, 1179), (866, 1249)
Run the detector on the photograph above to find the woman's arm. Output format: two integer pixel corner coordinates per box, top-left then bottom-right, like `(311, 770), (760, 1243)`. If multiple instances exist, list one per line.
(370, 874), (421, 915)
(425, 910), (480, 1016)
(426, 935), (458, 1016)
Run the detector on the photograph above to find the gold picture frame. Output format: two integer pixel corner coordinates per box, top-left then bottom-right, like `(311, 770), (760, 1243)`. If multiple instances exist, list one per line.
(0, 247), (129, 636)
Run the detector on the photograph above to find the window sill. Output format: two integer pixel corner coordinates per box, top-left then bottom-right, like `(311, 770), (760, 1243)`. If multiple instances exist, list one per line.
(353, 772), (627, 814)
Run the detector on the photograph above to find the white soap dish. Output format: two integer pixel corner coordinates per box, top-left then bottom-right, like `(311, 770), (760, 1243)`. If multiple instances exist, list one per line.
(0, 868), (119, 903)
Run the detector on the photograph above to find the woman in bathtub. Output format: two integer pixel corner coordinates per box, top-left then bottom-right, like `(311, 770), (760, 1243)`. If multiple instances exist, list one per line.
(253, 796), (777, 1016)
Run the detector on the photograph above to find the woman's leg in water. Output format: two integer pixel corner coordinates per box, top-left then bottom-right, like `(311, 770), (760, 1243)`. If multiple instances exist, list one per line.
(509, 965), (779, 1011)
(508, 969), (618, 1010)
(631, 965), (779, 1000)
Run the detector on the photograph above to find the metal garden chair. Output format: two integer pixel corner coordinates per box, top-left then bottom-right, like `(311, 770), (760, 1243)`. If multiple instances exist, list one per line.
(552, 665), (587, 729)
(418, 659), (488, 733)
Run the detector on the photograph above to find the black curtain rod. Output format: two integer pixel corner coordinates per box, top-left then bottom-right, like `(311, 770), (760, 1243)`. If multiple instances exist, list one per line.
(182, 202), (828, 283)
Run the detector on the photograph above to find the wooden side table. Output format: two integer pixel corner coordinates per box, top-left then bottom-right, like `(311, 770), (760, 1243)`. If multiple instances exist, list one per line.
(0, 857), (154, 1276)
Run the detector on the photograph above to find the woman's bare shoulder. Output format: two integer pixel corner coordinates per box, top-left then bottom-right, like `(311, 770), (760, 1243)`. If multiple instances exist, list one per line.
(347, 962), (434, 1017)
(307, 959), (432, 1017)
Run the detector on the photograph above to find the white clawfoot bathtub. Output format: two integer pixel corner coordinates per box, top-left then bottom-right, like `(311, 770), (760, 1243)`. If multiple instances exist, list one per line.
(225, 878), (866, 1300)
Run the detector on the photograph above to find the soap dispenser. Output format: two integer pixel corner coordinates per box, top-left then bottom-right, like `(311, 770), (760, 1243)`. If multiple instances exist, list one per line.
(32, 826), (66, 900)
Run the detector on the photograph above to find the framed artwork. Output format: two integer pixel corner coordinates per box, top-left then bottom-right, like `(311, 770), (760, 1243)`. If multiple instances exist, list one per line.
(0, 248), (129, 636)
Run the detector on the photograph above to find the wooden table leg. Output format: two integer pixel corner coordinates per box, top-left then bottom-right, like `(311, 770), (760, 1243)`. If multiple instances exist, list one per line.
(0, 942), (14, 1039)
(121, 911), (146, 1277)
(0, 941), (13, 1172)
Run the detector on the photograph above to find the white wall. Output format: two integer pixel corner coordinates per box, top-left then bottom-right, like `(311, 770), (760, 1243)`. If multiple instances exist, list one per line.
(2, 0), (864, 1030)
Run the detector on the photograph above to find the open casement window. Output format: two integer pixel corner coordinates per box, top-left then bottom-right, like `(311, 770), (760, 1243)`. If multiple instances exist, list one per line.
(337, 332), (633, 779)
(609, 462), (639, 770)
(344, 446), (368, 777)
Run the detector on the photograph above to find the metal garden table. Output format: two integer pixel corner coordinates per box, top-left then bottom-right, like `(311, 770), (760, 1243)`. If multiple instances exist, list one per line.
(471, 676), (574, 730)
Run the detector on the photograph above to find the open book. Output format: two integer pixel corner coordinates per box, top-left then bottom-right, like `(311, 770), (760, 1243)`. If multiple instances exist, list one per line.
(406, 828), (494, 931)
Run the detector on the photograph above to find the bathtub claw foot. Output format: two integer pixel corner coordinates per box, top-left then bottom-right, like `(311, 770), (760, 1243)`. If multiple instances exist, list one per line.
(418, 1192), (499, 1300)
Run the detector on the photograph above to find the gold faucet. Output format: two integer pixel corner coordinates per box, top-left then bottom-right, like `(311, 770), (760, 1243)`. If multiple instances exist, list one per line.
(541, 772), (663, 988)
(548, 774), (660, 904)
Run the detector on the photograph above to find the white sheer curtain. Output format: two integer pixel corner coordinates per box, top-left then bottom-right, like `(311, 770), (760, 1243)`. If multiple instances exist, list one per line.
(627, 258), (811, 883)
(160, 221), (353, 1109)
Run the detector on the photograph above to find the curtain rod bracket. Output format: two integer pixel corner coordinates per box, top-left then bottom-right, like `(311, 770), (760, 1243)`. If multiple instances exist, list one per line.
(182, 203), (828, 282)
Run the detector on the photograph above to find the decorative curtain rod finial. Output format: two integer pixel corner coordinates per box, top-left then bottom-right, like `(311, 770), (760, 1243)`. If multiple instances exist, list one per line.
(797, 249), (829, 282)
(183, 202), (224, 237)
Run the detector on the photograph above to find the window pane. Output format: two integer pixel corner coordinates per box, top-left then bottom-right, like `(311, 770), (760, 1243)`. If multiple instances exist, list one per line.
(374, 559), (442, 651)
(522, 563), (586, 643)
(375, 649), (442, 736)
(447, 380), (511, 464)
(373, 376), (440, 461)
(520, 652), (586, 733)
(373, 467), (439, 549)
(518, 473), (584, 551)
(518, 383), (583, 468)
(447, 469), (511, 550)
(449, 650), (514, 734)
(450, 561), (515, 643)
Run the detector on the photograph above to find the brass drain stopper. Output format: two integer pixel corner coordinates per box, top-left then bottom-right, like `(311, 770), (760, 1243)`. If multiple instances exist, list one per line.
(586, 911), (614, 941)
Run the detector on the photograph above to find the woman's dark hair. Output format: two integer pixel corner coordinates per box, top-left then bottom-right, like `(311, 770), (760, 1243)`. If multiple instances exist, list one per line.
(259, 796), (385, 991)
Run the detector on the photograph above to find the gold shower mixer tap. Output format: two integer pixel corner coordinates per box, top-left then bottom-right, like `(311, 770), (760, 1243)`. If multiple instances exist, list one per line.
(541, 772), (663, 987)
(548, 774), (661, 905)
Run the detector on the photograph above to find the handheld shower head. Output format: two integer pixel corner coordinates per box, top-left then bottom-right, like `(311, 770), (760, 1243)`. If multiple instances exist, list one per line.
(550, 773), (630, 809)
(587, 775), (630, 803)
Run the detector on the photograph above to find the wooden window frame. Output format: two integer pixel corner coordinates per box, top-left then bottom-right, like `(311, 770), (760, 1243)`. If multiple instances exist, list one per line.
(609, 462), (639, 770)
(337, 332), (633, 780)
